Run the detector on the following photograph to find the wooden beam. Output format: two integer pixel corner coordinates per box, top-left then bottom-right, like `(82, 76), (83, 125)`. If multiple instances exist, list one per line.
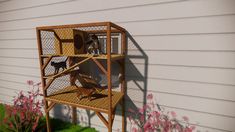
(110, 22), (126, 32)
(42, 56), (53, 70)
(107, 22), (113, 132)
(36, 28), (52, 132)
(72, 107), (77, 124)
(53, 30), (62, 54)
(95, 112), (108, 128)
(61, 39), (73, 43)
(92, 58), (107, 75)
(43, 78), (55, 90)
(46, 102), (56, 113)
(36, 22), (109, 30)
(111, 107), (116, 127)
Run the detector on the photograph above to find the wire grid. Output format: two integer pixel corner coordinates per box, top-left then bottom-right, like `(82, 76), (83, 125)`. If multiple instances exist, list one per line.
(46, 75), (71, 96)
(40, 31), (56, 55)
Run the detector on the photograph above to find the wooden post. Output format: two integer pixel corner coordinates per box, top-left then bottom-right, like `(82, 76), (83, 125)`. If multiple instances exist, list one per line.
(107, 22), (113, 132)
(121, 31), (126, 132)
(36, 29), (51, 132)
(69, 57), (77, 124)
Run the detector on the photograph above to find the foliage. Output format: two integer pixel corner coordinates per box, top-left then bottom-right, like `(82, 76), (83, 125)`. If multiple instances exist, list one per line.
(2, 80), (44, 132)
(128, 93), (196, 132)
(47, 118), (97, 132)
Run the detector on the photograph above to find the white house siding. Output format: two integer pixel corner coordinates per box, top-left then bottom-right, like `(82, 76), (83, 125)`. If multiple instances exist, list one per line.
(0, 0), (235, 131)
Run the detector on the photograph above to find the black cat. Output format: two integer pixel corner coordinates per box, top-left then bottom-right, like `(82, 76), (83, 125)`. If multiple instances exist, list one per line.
(51, 58), (68, 74)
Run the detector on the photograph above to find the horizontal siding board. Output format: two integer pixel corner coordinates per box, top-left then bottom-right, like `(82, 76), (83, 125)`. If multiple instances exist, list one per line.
(0, 94), (12, 104)
(122, 16), (235, 35)
(0, 39), (37, 49)
(0, 80), (31, 91)
(127, 78), (235, 102)
(0, 73), (40, 84)
(127, 51), (235, 68)
(1, 16), (235, 38)
(126, 64), (235, 85)
(127, 89), (235, 117)
(0, 49), (38, 58)
(0, 65), (40, 77)
(1, 0), (235, 25)
(0, 0), (185, 22)
(0, 57), (39, 68)
(1, 34), (235, 51)
(0, 0), (234, 31)
(128, 34), (235, 51)
(0, 0), (72, 12)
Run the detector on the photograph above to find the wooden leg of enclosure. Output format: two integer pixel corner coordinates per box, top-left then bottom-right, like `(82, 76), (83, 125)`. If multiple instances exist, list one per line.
(108, 112), (112, 132)
(45, 101), (51, 132)
(121, 98), (125, 132)
(72, 107), (77, 124)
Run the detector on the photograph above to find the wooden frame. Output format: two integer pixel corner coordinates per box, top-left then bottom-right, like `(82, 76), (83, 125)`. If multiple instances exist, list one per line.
(36, 22), (126, 132)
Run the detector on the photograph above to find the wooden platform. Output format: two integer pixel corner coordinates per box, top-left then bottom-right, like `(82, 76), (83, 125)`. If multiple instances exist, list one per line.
(41, 54), (124, 61)
(45, 86), (124, 113)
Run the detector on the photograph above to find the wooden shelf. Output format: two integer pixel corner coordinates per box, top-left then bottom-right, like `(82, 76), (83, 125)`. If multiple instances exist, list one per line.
(40, 54), (124, 60)
(45, 86), (124, 113)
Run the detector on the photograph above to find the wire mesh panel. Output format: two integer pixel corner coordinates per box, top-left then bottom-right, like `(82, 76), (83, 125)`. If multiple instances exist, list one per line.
(40, 31), (56, 55)
(46, 75), (71, 96)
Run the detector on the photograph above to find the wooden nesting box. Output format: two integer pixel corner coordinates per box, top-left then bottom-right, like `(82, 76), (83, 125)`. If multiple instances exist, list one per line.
(54, 29), (87, 55)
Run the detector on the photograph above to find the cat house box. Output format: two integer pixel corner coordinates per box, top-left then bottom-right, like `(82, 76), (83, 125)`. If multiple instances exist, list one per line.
(54, 29), (87, 55)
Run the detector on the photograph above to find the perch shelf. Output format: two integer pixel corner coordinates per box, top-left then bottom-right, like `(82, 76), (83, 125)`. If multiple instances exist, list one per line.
(45, 86), (124, 113)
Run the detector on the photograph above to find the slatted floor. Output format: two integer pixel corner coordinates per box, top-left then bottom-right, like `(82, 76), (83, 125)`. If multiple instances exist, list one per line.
(45, 86), (124, 113)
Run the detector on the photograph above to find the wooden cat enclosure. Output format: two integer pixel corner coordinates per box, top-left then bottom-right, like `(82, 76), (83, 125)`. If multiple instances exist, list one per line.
(36, 22), (126, 132)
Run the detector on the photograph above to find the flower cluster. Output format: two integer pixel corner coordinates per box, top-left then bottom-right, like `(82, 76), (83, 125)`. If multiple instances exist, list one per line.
(3, 80), (44, 132)
(128, 93), (195, 132)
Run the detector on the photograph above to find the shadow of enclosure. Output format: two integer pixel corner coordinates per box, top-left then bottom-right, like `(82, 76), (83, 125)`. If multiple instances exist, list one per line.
(52, 32), (148, 131)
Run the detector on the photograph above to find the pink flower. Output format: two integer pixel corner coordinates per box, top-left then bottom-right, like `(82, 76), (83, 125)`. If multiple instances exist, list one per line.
(20, 112), (25, 120)
(140, 114), (145, 122)
(147, 93), (153, 100)
(143, 104), (150, 110)
(128, 108), (135, 113)
(151, 111), (160, 118)
(144, 122), (151, 131)
(27, 80), (34, 85)
(184, 127), (193, 132)
(35, 82), (41, 86)
(182, 116), (189, 122)
(170, 111), (177, 118)
(190, 125), (196, 130)
(132, 127), (138, 132)
(138, 108), (144, 114)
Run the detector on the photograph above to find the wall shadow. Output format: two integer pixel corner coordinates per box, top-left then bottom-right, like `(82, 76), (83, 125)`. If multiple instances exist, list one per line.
(114, 32), (148, 131)
(52, 32), (148, 131)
